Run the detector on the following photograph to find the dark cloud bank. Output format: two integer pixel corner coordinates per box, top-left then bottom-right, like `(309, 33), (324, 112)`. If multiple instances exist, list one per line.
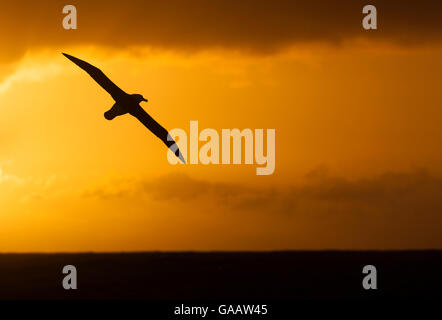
(84, 168), (442, 247)
(89, 169), (442, 221)
(2, 0), (442, 63)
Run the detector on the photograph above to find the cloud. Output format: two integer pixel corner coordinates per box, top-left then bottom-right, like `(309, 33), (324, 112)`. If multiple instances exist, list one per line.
(86, 169), (442, 220)
(296, 169), (442, 219)
(0, 60), (62, 94)
(2, 0), (442, 65)
(0, 165), (58, 202)
(80, 168), (442, 248)
(142, 173), (282, 211)
(0, 167), (25, 185)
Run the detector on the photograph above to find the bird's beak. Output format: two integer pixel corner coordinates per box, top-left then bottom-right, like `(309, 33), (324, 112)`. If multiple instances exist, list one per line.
(143, 98), (148, 102)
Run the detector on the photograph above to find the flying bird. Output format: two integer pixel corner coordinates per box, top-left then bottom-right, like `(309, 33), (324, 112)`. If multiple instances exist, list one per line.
(62, 53), (185, 163)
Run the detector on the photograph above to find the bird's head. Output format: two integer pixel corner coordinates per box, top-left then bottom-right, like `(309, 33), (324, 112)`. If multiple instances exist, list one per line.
(131, 94), (148, 103)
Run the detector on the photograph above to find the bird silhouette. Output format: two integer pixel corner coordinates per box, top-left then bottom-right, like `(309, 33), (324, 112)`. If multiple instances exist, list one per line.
(62, 53), (185, 163)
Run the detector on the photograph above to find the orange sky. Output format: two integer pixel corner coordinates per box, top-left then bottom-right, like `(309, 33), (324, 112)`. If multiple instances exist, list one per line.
(1, 0), (442, 251)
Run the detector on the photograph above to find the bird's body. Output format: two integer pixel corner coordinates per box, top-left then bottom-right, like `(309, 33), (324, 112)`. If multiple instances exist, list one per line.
(62, 53), (185, 163)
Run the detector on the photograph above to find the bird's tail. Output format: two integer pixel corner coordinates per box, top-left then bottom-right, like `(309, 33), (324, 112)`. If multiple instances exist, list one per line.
(104, 103), (128, 120)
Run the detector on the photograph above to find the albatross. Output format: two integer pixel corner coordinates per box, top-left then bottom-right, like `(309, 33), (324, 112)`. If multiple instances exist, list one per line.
(62, 53), (185, 163)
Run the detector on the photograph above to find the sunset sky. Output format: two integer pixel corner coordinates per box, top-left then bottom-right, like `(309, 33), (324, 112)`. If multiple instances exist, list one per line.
(1, 0), (442, 251)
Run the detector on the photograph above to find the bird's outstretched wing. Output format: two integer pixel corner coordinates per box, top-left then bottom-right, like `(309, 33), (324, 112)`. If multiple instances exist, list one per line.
(131, 107), (186, 163)
(62, 53), (127, 101)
